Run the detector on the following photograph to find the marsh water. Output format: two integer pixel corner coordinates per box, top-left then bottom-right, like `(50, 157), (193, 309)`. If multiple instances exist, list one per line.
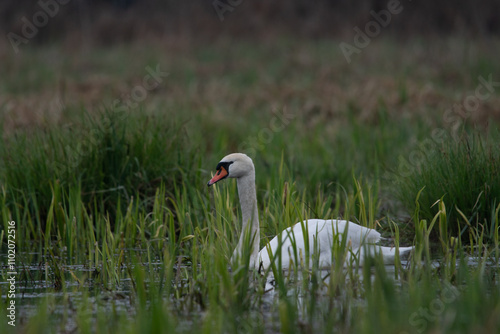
(2, 247), (491, 333)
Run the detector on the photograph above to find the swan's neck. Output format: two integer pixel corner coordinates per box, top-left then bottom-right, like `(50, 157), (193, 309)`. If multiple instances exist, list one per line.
(233, 173), (260, 268)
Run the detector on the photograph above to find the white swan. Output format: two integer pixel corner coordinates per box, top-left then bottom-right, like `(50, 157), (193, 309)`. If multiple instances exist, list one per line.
(207, 153), (413, 271)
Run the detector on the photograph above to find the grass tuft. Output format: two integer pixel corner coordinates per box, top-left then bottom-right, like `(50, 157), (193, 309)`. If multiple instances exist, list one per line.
(0, 109), (194, 235)
(397, 132), (500, 243)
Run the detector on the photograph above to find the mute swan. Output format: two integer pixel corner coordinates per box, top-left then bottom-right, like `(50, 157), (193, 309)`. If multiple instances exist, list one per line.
(207, 153), (413, 271)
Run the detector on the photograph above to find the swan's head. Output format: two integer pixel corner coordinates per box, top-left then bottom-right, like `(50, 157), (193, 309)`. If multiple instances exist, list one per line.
(207, 153), (254, 186)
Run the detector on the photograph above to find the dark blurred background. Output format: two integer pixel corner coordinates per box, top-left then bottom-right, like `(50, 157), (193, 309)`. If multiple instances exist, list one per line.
(1, 0), (499, 47)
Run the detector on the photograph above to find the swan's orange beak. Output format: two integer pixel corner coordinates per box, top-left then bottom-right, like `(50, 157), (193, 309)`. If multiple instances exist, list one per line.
(207, 166), (229, 186)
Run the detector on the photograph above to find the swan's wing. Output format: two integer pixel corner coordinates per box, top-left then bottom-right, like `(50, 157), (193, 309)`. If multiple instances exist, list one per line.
(292, 219), (380, 249)
(257, 219), (382, 270)
(332, 219), (381, 247)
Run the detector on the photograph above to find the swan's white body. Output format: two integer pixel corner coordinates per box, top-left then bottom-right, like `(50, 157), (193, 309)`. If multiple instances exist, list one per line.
(207, 153), (413, 271)
(257, 219), (409, 270)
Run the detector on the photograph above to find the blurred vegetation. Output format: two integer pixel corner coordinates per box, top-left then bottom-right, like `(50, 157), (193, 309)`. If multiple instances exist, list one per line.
(0, 0), (499, 48)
